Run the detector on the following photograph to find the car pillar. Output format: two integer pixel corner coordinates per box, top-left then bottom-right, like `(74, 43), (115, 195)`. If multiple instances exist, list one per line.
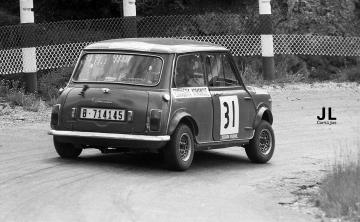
(259, 0), (275, 81)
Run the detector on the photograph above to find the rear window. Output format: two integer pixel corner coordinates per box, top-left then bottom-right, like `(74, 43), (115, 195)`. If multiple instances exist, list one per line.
(73, 53), (163, 86)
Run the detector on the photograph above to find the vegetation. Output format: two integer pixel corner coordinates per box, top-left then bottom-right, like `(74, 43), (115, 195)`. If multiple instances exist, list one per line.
(38, 67), (73, 105)
(0, 79), (41, 112)
(0, 67), (72, 112)
(0, 0), (359, 109)
(234, 55), (360, 84)
(1, 0), (359, 83)
(316, 150), (360, 221)
(1, 0), (360, 31)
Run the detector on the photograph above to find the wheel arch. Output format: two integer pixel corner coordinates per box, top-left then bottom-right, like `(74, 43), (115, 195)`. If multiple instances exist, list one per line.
(167, 110), (199, 137)
(253, 106), (273, 128)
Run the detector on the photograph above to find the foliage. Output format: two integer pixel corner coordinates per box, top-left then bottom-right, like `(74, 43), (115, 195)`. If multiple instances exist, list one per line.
(316, 150), (360, 221)
(38, 67), (73, 102)
(0, 9), (18, 26)
(337, 65), (360, 82)
(0, 79), (41, 112)
(273, 0), (360, 36)
(1, 0), (359, 86)
(1, 0), (360, 36)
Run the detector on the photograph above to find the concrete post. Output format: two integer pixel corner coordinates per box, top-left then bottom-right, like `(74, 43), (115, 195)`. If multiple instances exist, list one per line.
(20, 0), (37, 93)
(123, 0), (137, 38)
(259, 0), (275, 80)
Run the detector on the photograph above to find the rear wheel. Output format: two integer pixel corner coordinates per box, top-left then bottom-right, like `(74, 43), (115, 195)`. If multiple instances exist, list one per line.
(163, 124), (194, 171)
(245, 120), (275, 163)
(53, 137), (82, 158)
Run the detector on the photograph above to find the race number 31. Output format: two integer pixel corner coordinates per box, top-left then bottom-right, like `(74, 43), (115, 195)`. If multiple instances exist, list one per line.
(219, 96), (239, 135)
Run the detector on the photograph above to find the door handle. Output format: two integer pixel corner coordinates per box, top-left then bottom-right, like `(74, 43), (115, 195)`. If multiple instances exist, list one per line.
(244, 97), (252, 100)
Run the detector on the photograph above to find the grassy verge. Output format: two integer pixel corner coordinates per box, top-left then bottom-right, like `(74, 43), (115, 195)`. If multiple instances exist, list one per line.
(316, 150), (360, 221)
(0, 79), (42, 112)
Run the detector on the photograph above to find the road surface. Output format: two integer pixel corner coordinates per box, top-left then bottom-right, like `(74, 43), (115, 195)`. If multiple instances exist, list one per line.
(1, 83), (359, 222)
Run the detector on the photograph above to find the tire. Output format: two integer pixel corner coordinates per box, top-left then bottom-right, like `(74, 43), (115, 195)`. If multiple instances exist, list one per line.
(245, 120), (275, 163)
(163, 124), (195, 171)
(53, 137), (82, 159)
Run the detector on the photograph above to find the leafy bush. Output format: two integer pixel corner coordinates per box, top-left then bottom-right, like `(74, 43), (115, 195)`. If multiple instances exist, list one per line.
(38, 67), (73, 102)
(342, 66), (360, 82)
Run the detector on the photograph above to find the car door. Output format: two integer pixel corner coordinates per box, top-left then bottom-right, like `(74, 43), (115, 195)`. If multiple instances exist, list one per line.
(170, 53), (214, 143)
(205, 53), (255, 141)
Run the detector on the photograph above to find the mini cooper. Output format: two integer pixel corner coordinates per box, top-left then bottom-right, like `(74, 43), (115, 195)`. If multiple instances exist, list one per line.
(49, 38), (275, 171)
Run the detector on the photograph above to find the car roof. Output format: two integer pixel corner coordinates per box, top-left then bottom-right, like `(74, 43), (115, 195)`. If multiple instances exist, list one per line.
(84, 38), (228, 53)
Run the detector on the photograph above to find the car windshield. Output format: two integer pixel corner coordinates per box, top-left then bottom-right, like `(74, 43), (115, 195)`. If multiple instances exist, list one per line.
(73, 53), (163, 86)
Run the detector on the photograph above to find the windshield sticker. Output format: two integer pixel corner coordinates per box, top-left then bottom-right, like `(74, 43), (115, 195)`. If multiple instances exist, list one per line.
(172, 87), (211, 98)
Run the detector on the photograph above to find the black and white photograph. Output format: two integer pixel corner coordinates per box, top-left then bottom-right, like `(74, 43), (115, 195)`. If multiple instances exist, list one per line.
(0, 0), (359, 221)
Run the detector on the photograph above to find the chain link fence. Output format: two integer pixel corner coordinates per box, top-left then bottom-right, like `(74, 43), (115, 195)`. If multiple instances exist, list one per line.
(0, 14), (360, 75)
(0, 14), (260, 50)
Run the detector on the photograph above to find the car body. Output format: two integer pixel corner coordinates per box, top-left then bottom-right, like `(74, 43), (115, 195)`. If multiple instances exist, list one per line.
(49, 38), (275, 170)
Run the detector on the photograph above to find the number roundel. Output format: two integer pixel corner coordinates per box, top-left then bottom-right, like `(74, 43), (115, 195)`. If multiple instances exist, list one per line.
(219, 96), (239, 136)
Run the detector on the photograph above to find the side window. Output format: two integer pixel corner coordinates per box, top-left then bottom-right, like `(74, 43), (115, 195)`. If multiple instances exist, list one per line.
(206, 54), (225, 87)
(222, 54), (240, 86)
(175, 54), (205, 88)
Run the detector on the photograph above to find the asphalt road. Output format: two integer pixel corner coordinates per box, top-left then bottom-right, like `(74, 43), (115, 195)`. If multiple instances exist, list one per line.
(1, 84), (360, 222)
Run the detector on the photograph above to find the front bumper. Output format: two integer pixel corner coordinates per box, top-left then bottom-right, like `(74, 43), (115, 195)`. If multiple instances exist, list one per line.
(48, 130), (170, 149)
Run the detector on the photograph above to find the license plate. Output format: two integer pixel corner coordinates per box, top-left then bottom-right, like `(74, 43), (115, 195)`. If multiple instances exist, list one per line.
(80, 108), (126, 121)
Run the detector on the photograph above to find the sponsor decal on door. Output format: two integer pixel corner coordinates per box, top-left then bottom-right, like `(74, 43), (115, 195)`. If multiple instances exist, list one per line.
(171, 87), (211, 98)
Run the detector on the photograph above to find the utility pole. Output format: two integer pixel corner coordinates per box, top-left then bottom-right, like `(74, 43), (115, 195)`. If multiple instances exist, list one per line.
(20, 0), (37, 93)
(122, 0), (137, 38)
(259, 0), (275, 80)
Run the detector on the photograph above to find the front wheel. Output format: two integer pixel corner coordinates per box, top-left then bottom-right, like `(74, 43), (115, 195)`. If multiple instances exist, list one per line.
(163, 124), (194, 171)
(53, 137), (82, 159)
(245, 120), (275, 163)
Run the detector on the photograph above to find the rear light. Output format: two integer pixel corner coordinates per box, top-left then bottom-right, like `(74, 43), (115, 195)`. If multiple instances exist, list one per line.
(150, 109), (162, 131)
(127, 110), (134, 122)
(51, 104), (61, 127)
(71, 108), (77, 119)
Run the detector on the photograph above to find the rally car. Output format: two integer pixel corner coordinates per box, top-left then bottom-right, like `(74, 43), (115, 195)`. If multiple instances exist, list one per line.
(49, 38), (275, 171)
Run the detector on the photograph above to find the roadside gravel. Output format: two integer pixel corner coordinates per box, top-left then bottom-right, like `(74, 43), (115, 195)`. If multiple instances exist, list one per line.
(0, 100), (51, 128)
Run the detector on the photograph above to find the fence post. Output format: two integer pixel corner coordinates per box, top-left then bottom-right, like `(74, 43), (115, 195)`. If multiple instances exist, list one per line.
(20, 0), (37, 93)
(123, 0), (137, 38)
(259, 0), (275, 80)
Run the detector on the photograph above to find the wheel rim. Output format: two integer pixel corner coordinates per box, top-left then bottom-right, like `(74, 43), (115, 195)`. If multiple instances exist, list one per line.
(179, 133), (192, 162)
(259, 129), (272, 155)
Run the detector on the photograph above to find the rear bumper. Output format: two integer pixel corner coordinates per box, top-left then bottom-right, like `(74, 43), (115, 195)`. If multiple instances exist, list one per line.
(49, 130), (170, 141)
(48, 130), (170, 149)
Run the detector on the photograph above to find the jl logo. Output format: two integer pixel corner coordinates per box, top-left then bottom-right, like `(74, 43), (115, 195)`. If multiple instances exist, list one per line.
(317, 107), (337, 125)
